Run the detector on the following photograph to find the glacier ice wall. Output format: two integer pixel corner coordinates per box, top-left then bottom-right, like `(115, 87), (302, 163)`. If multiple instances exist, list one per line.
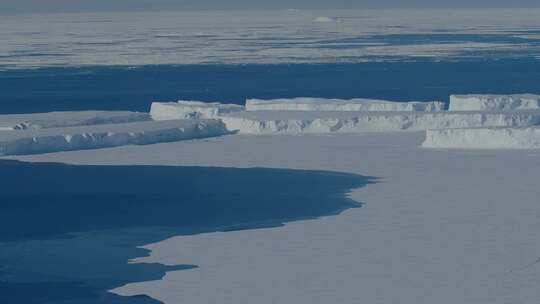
(0, 119), (228, 156)
(422, 127), (540, 149)
(150, 101), (244, 120)
(245, 98), (445, 112)
(449, 94), (540, 111)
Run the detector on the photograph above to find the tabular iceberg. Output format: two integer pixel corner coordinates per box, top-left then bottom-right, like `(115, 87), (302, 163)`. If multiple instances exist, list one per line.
(246, 97), (445, 112)
(150, 101), (244, 120)
(221, 110), (540, 134)
(0, 119), (228, 156)
(422, 127), (540, 149)
(0, 111), (150, 131)
(449, 94), (540, 111)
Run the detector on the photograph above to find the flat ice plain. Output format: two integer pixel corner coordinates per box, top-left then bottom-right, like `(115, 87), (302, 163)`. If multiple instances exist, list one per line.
(2, 93), (540, 303)
(9, 132), (540, 304)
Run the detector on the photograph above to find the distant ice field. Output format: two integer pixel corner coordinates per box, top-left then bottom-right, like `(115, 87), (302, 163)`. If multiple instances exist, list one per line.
(1, 9), (540, 69)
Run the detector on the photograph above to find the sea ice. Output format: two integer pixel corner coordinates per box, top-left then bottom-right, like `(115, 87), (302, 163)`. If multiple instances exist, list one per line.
(245, 97), (445, 112)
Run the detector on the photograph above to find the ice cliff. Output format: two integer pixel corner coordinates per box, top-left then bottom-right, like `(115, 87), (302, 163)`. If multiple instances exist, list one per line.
(0, 119), (228, 156)
(150, 101), (244, 120)
(449, 94), (540, 111)
(246, 98), (445, 112)
(422, 127), (540, 149)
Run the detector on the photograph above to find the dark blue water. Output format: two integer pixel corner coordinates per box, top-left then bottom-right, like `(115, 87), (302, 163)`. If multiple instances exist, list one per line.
(2, 59), (540, 114)
(0, 160), (374, 303)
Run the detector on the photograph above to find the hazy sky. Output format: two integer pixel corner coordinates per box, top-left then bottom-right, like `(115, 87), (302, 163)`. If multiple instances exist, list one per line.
(2, 0), (539, 13)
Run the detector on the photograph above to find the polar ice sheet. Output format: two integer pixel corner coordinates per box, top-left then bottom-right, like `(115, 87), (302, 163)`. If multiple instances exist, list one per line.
(245, 97), (444, 112)
(2, 9), (540, 69)
(221, 110), (540, 134)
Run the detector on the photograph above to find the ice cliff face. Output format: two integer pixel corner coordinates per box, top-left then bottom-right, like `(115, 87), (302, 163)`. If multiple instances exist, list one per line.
(422, 127), (540, 149)
(3, 94), (540, 154)
(221, 111), (540, 134)
(150, 101), (244, 120)
(449, 94), (540, 111)
(246, 98), (445, 112)
(0, 111), (150, 131)
(0, 119), (228, 156)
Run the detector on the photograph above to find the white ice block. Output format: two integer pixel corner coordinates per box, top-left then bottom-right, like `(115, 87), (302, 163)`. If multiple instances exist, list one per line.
(150, 101), (244, 120)
(246, 97), (445, 112)
(449, 94), (540, 111)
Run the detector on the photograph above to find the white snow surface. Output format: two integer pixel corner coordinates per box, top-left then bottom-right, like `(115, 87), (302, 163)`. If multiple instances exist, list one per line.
(0, 119), (227, 155)
(150, 101), (244, 120)
(7, 132), (540, 304)
(221, 110), (540, 134)
(0, 111), (150, 131)
(245, 97), (445, 112)
(449, 94), (540, 111)
(423, 126), (540, 149)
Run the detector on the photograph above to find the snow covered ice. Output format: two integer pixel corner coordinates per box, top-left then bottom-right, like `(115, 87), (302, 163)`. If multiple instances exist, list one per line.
(0, 111), (150, 131)
(0, 119), (228, 156)
(221, 110), (540, 134)
(449, 94), (540, 111)
(245, 98), (445, 112)
(150, 101), (244, 120)
(422, 126), (540, 149)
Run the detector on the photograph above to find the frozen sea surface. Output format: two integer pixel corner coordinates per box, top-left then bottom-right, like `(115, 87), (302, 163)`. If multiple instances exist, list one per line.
(1, 9), (540, 69)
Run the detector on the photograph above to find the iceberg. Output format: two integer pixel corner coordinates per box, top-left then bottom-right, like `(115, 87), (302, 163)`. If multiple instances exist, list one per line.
(449, 94), (540, 111)
(246, 97), (445, 112)
(0, 119), (228, 156)
(0, 111), (150, 131)
(150, 101), (244, 120)
(422, 127), (540, 149)
(221, 110), (540, 134)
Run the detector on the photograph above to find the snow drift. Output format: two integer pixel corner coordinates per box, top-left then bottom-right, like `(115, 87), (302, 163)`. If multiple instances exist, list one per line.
(150, 101), (244, 120)
(0, 119), (228, 156)
(221, 110), (540, 134)
(449, 94), (540, 111)
(0, 111), (150, 131)
(246, 98), (445, 112)
(422, 127), (540, 149)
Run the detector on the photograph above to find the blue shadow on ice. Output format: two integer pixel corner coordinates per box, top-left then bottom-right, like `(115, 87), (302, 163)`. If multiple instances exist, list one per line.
(0, 160), (375, 304)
